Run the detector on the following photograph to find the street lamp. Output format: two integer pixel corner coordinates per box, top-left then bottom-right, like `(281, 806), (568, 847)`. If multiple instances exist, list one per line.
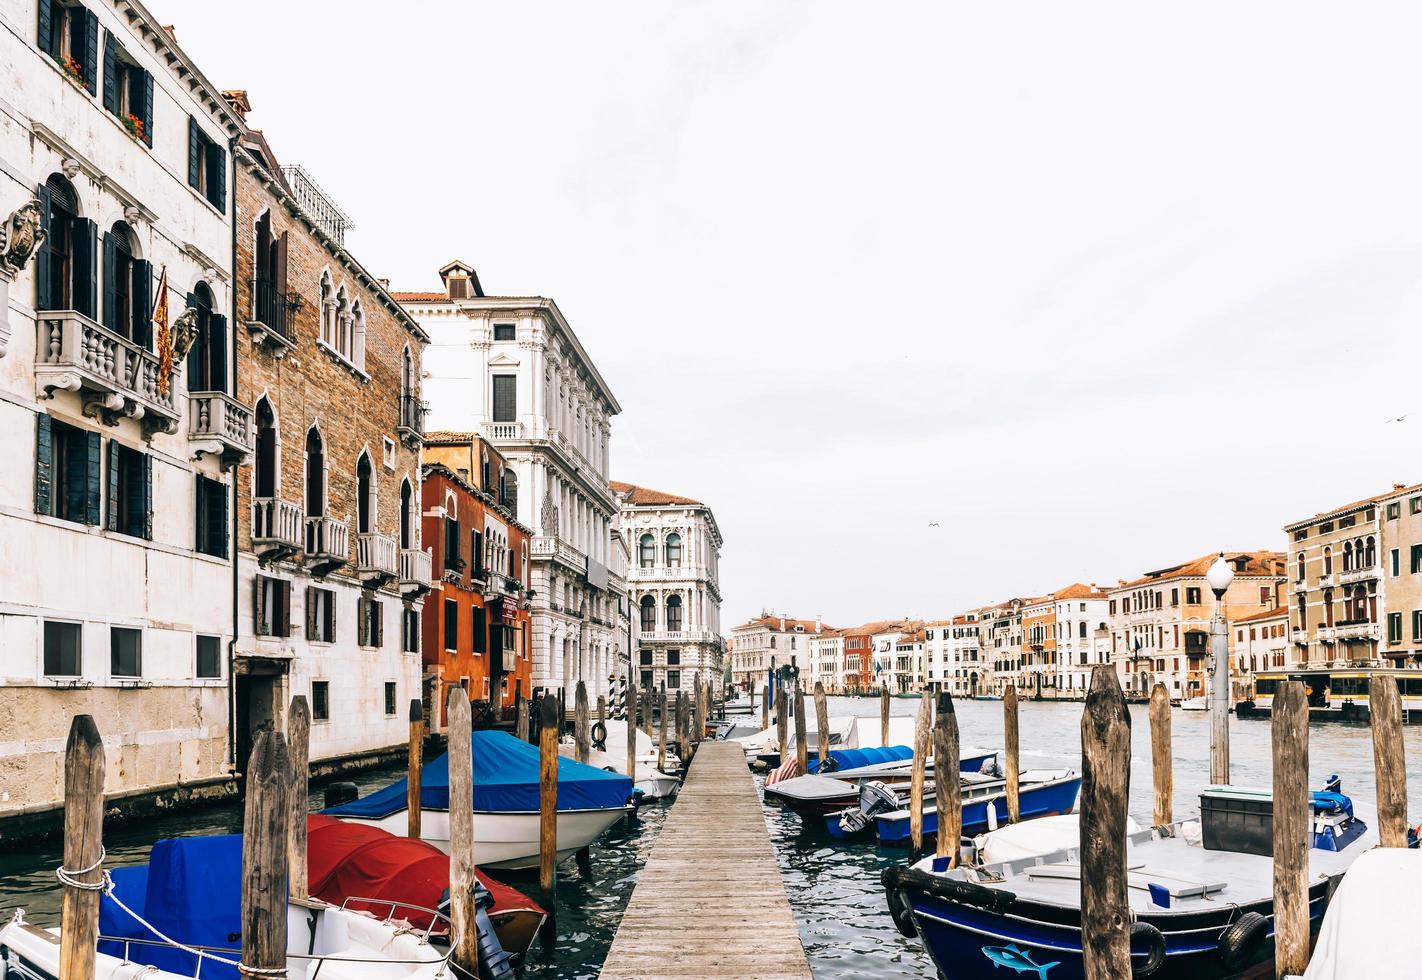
(1206, 553), (1234, 784)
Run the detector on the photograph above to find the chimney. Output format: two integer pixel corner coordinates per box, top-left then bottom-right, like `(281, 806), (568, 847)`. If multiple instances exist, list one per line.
(221, 90), (251, 121)
(376, 277), (390, 289)
(1395, 484), (1406, 491)
(779, 617), (785, 631)
(162, 24), (176, 40)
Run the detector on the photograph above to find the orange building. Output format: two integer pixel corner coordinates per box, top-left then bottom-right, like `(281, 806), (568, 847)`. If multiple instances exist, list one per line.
(421, 433), (533, 724)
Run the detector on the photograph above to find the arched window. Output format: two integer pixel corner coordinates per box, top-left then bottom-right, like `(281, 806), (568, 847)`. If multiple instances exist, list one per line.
(356, 452), (374, 534)
(502, 467), (518, 519)
(639, 595), (656, 632)
(1297, 592), (1307, 629)
(38, 174), (94, 318)
(399, 479), (414, 550)
(1297, 552), (1306, 582)
(305, 427), (325, 518)
(665, 532), (682, 567)
(666, 594), (683, 632)
(1342, 541), (1353, 572)
(402, 345), (415, 397)
(1322, 547), (1332, 576)
(638, 533), (655, 567)
(350, 299), (366, 368)
(1323, 588), (1334, 628)
(319, 270), (335, 346)
(1364, 536), (1376, 568)
(103, 221), (150, 345)
(333, 287), (351, 358)
(254, 398), (278, 499)
(253, 210), (284, 332)
(185, 282), (228, 394)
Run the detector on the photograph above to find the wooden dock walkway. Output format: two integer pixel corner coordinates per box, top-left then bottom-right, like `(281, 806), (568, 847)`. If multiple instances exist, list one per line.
(600, 740), (813, 979)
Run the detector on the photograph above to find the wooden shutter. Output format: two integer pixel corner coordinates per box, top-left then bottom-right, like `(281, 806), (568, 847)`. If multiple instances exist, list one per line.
(63, 427), (87, 520)
(358, 597), (370, 647)
(82, 9), (98, 94)
(105, 440), (119, 531)
(372, 601), (383, 648)
(130, 452), (150, 540)
(274, 230), (288, 300)
(211, 314), (228, 393)
(278, 580), (291, 637)
(185, 292), (201, 381)
(132, 260), (152, 348)
(325, 591), (336, 643)
(101, 232), (117, 332)
(35, 414), (53, 516)
(254, 577), (268, 636)
(141, 70), (153, 147)
(37, 0), (53, 59)
(491, 376), (516, 422)
(207, 143), (227, 211)
(305, 586), (317, 640)
(214, 475), (226, 556)
(74, 219), (97, 319)
(84, 430), (101, 526)
(187, 117), (200, 188)
(101, 31), (117, 114)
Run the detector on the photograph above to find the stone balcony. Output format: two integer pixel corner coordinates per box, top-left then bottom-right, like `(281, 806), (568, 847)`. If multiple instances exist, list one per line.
(305, 516), (350, 574)
(399, 547), (433, 597)
(35, 310), (180, 434)
(1332, 619), (1378, 642)
(487, 421), (523, 439)
(252, 497), (302, 560)
(487, 572), (522, 599)
(356, 531), (398, 585)
(531, 535), (587, 574)
(189, 391), (254, 463)
(639, 629), (719, 645)
(1338, 566), (1378, 586)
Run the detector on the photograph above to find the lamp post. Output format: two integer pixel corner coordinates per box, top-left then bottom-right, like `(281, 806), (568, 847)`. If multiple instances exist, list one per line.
(1206, 554), (1235, 784)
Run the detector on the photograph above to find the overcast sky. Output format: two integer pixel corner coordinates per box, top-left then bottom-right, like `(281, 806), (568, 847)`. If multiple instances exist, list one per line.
(155, 1), (1422, 629)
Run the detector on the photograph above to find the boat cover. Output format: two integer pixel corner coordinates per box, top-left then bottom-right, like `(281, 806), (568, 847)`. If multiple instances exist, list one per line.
(806, 744), (913, 774)
(324, 729), (632, 819)
(972, 813), (1140, 864)
(1303, 847), (1422, 979)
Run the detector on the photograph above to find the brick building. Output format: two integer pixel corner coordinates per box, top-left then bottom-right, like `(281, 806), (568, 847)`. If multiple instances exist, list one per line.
(230, 104), (431, 771)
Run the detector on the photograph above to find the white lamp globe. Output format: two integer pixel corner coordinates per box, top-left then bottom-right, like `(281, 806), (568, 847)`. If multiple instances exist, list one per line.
(1206, 554), (1234, 595)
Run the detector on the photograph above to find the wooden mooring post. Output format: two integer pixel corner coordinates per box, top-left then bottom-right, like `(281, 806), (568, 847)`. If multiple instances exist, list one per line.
(909, 693), (931, 857)
(597, 695), (607, 748)
(794, 681), (808, 774)
(59, 715), (104, 980)
(1080, 665), (1131, 979)
(642, 685), (654, 737)
(625, 678), (638, 795)
(516, 692), (531, 744)
(762, 684), (770, 730)
(814, 681), (830, 770)
(447, 686), (479, 974)
(407, 698), (424, 839)
(880, 684), (890, 746)
(658, 684), (668, 773)
(1004, 684), (1021, 823)
(241, 728), (291, 980)
(575, 680), (591, 764)
(1370, 674), (1409, 847)
(287, 695), (310, 900)
(777, 683), (789, 762)
(1273, 680), (1309, 978)
(1149, 682), (1172, 828)
(681, 689), (692, 763)
(538, 693), (560, 946)
(934, 691), (961, 863)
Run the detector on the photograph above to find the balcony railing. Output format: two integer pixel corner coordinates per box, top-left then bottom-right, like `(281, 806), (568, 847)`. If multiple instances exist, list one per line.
(189, 391), (254, 462)
(488, 573), (521, 598)
(531, 535), (587, 573)
(1338, 566), (1377, 586)
(487, 421), (523, 439)
(357, 531), (398, 579)
(305, 516), (350, 569)
(1291, 627), (1308, 644)
(399, 547), (433, 594)
(35, 311), (180, 434)
(249, 278), (294, 347)
(1333, 619), (1378, 641)
(639, 629), (719, 644)
(252, 497), (302, 556)
(397, 394), (425, 447)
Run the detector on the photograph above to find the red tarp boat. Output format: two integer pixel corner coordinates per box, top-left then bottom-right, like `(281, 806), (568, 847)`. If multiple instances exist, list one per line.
(307, 814), (545, 960)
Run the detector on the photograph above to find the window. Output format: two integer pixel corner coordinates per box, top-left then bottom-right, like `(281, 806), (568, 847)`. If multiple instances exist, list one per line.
(102, 223), (151, 344)
(304, 426), (325, 518)
(38, 1), (98, 93)
(402, 608), (420, 654)
(356, 453), (374, 534)
(471, 529), (484, 578)
(107, 442), (151, 539)
(667, 670), (681, 689)
(187, 116), (226, 210)
(1170, 588), (1179, 606)
(1388, 502), (1401, 520)
(306, 587), (335, 642)
(1079, 621), (1087, 638)
(639, 595), (655, 632)
(185, 282), (227, 393)
(101, 32), (153, 146)
(443, 598), (459, 650)
(44, 620), (82, 676)
(1411, 545), (1422, 575)
(1296, 593), (1307, 630)
(665, 532), (682, 566)
(1320, 521), (1334, 532)
(194, 475), (227, 557)
(1392, 549), (1400, 576)
(196, 635), (221, 678)
(110, 626), (141, 677)
(1259, 586), (1270, 604)
(311, 681), (330, 721)
(36, 415), (99, 525)
(640, 670), (653, 689)
(1388, 612), (1402, 644)
(37, 174), (96, 317)
(444, 514), (463, 572)
(666, 595), (682, 632)
(667, 649), (681, 666)
(638, 534), (655, 567)
(493, 323), (515, 341)
(1413, 498), (1422, 515)
(1413, 611), (1422, 643)
(472, 605), (487, 654)
(358, 597), (383, 647)
(491, 375), (517, 422)
(255, 576), (291, 637)
(325, 292), (365, 369)
(384, 682), (397, 715)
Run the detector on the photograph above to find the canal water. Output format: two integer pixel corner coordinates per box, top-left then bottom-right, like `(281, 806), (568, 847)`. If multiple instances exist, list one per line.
(1, 697), (1417, 979)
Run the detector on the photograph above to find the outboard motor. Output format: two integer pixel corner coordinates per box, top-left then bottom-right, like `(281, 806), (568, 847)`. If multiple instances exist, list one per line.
(1322, 773), (1342, 795)
(837, 781), (900, 835)
(979, 755), (1003, 779)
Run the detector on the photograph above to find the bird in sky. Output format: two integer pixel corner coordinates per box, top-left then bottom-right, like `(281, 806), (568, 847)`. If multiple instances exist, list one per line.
(1385, 415), (1407, 424)
(928, 522), (941, 528)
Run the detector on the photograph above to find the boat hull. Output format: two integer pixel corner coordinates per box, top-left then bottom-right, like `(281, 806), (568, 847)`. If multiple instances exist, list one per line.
(339, 806), (628, 869)
(826, 776), (1082, 841)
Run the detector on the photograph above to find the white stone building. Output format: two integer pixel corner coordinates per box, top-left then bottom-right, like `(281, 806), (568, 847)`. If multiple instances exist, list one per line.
(1052, 584), (1111, 696)
(612, 480), (723, 698)
(395, 263), (622, 702)
(807, 629), (845, 694)
(0, 0), (246, 831)
(947, 613), (990, 697)
(728, 613), (824, 694)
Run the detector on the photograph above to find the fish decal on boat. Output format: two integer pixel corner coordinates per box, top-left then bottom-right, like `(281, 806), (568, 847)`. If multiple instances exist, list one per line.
(980, 944), (1060, 978)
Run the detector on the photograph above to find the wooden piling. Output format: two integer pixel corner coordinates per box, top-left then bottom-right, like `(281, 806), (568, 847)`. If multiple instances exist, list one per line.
(1370, 675), (1409, 847)
(516, 693), (531, 744)
(880, 684), (890, 746)
(694, 677), (705, 745)
(446, 687), (478, 973)
(626, 679), (638, 794)
(814, 681), (830, 770)
(642, 685), (654, 737)
(287, 694), (310, 901)
(575, 680), (591, 764)
(658, 684), (668, 773)
(597, 694), (607, 745)
(1004, 684), (1020, 823)
(1080, 665), (1131, 980)
(407, 698), (424, 839)
(762, 684), (770, 730)
(539, 693), (560, 946)
(909, 693), (931, 857)
(241, 728), (291, 980)
(58, 715), (105, 980)
(672, 688), (683, 767)
(1273, 680), (1310, 978)
(680, 689), (691, 763)
(794, 681), (808, 774)
(777, 684), (789, 762)
(1149, 682), (1172, 828)
(934, 691), (961, 862)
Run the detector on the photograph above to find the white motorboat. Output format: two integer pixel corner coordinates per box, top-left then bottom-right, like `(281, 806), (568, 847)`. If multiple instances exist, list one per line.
(560, 743), (680, 800)
(1180, 695), (1208, 711)
(342, 806), (628, 869)
(599, 723), (683, 775)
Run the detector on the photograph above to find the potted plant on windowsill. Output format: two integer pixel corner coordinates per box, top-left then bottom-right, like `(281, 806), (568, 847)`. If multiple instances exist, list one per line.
(60, 55), (85, 86)
(122, 113), (145, 142)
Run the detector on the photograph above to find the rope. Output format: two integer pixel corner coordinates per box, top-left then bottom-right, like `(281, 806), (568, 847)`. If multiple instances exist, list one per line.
(55, 848), (108, 890)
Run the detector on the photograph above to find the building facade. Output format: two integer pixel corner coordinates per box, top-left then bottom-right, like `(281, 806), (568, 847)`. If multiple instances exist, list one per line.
(1050, 584), (1111, 697)
(612, 480), (723, 697)
(231, 115), (429, 771)
(395, 264), (622, 703)
(0, 0), (246, 828)
(728, 613), (824, 692)
(1235, 606), (1289, 680)
(807, 629), (845, 693)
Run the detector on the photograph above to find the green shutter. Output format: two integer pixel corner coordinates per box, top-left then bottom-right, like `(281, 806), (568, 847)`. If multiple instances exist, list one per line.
(35, 183), (52, 311)
(211, 314), (228, 393)
(142, 454), (152, 540)
(140, 70), (153, 147)
(101, 31), (117, 114)
(74, 219), (97, 320)
(35, 414), (53, 516)
(185, 291), (201, 381)
(38, 0), (54, 59)
(84, 430), (101, 526)
(82, 10), (98, 94)
(105, 440), (119, 531)
(101, 232), (117, 332)
(132, 260), (152, 348)
(187, 117), (200, 188)
(209, 143), (227, 211)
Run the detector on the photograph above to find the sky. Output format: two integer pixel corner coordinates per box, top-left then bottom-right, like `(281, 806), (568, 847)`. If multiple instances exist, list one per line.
(152, 1), (1422, 630)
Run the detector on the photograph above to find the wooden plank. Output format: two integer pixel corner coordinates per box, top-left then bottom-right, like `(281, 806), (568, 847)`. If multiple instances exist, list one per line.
(1273, 680), (1309, 977)
(793, 681), (807, 773)
(814, 681), (830, 770)
(909, 692), (930, 855)
(575, 679), (590, 764)
(407, 697), (423, 839)
(880, 684), (890, 746)
(601, 741), (811, 979)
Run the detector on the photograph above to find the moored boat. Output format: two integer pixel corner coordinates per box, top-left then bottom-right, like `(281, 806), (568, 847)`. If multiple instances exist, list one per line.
(1237, 667), (1422, 723)
(828, 769), (1081, 841)
(764, 747), (999, 819)
(559, 743), (680, 800)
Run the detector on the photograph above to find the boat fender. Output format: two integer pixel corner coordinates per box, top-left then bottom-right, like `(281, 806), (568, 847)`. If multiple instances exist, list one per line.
(1214, 911), (1267, 970)
(591, 721), (607, 750)
(884, 866), (1018, 915)
(1130, 921), (1166, 977)
(879, 868), (918, 938)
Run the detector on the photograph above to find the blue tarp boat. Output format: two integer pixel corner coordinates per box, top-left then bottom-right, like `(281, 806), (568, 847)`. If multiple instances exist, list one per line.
(805, 745), (996, 776)
(825, 770), (1082, 840)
